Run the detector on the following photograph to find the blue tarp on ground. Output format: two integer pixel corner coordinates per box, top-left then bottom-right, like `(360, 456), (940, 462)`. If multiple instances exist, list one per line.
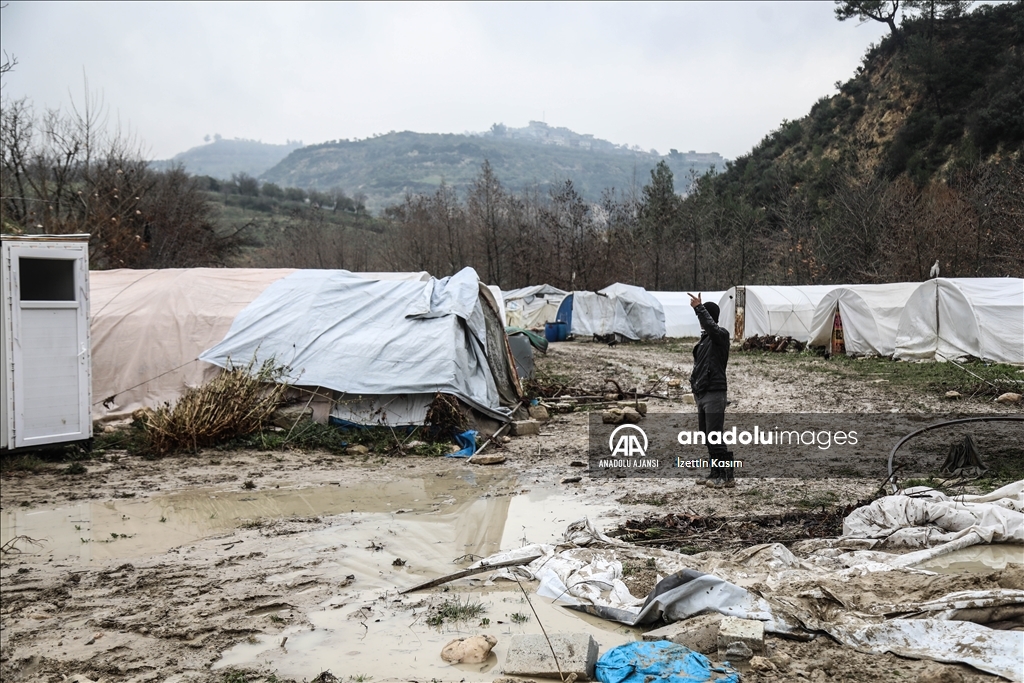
(596, 641), (739, 683)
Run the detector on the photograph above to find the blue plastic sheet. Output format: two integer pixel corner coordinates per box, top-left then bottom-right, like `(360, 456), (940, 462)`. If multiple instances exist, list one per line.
(447, 430), (478, 458)
(596, 641), (739, 683)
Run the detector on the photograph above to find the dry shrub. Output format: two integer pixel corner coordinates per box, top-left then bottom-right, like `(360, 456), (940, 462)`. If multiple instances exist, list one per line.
(144, 359), (289, 455)
(424, 392), (468, 434)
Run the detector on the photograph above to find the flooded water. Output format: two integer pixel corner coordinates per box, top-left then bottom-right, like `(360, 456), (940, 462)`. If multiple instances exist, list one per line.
(917, 544), (1024, 574)
(1, 469), (635, 680)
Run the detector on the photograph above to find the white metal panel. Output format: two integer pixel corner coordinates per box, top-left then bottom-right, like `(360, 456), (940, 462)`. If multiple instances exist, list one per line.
(6, 241), (92, 448)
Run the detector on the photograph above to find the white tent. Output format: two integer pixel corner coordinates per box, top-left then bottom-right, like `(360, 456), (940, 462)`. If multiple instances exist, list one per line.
(718, 285), (839, 340)
(649, 291), (727, 338)
(560, 284), (666, 340)
(502, 284), (566, 329)
(808, 283), (921, 356)
(894, 277), (1024, 364)
(91, 268), (519, 424)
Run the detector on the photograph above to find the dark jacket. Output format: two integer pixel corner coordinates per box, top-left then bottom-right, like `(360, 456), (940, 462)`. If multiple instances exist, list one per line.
(689, 304), (730, 396)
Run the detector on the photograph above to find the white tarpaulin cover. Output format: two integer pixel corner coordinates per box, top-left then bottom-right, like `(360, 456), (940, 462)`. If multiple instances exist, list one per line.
(808, 283), (921, 356)
(90, 268), (296, 420)
(567, 284), (666, 340)
(649, 291), (726, 338)
(718, 285), (839, 340)
(200, 267), (514, 421)
(502, 284), (566, 329)
(894, 277), (1024, 363)
(470, 507), (1024, 681)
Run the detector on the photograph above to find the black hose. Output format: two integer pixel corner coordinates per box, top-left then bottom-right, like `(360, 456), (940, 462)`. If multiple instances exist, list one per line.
(887, 415), (1024, 483)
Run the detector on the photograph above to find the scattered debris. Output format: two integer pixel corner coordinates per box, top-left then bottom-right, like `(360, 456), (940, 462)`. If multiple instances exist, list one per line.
(560, 476), (582, 484)
(392, 558), (406, 567)
(400, 553), (543, 594)
(741, 334), (807, 352)
(610, 506), (863, 552)
(440, 634), (497, 663)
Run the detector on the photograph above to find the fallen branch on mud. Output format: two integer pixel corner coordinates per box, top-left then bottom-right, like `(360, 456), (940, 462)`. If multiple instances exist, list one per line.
(399, 553), (543, 594)
(1, 535), (44, 554)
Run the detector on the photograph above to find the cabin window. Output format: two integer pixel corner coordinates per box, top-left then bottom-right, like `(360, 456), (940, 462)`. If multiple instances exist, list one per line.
(19, 257), (75, 301)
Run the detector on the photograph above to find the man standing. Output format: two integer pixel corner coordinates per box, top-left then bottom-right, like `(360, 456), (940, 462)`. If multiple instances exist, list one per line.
(688, 293), (734, 488)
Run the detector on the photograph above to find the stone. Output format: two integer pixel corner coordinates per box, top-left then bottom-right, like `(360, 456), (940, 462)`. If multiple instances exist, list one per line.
(345, 444), (369, 455)
(552, 402), (575, 414)
(603, 393), (619, 402)
(769, 652), (792, 671)
(621, 407), (642, 424)
(750, 656), (776, 672)
(717, 617), (764, 660)
(682, 393), (696, 405)
(723, 641), (753, 662)
(528, 405), (550, 421)
(995, 392), (1021, 404)
(635, 401), (648, 415)
(641, 613), (723, 654)
(469, 453), (506, 465)
(503, 633), (599, 680)
(513, 405), (531, 420)
(440, 634), (497, 664)
(667, 379), (682, 388)
(916, 664), (964, 683)
(510, 420), (540, 436)
(944, 391), (962, 399)
(271, 404), (313, 429)
(602, 409), (624, 424)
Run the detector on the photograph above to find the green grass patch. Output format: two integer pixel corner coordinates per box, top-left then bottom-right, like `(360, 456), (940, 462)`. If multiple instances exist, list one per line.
(425, 597), (487, 627)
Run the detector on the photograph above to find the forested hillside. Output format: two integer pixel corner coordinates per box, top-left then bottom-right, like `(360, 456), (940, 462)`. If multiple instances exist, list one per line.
(152, 137), (304, 179)
(259, 128), (723, 212)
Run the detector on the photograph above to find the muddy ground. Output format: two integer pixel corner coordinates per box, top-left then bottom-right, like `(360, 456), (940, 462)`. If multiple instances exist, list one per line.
(1, 342), (1022, 683)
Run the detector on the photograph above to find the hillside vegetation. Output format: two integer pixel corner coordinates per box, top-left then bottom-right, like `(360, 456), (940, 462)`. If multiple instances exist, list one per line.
(153, 137), (304, 179)
(260, 127), (724, 212)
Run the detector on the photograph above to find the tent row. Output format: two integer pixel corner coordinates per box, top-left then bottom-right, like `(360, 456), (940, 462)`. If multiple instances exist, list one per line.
(90, 268), (522, 429)
(504, 278), (1024, 364)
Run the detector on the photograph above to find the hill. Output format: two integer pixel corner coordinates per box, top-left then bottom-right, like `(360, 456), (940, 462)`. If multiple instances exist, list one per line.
(712, 1), (1023, 203)
(153, 137), (304, 179)
(260, 124), (726, 212)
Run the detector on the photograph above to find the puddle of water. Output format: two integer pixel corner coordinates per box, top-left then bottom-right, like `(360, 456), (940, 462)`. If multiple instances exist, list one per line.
(214, 488), (632, 681)
(0, 470), (509, 564)
(917, 544), (1024, 574)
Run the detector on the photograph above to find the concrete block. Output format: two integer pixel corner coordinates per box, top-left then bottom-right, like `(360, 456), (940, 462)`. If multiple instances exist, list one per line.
(641, 613), (722, 654)
(503, 633), (599, 680)
(717, 616), (764, 660)
(510, 419), (540, 437)
(528, 405), (550, 421)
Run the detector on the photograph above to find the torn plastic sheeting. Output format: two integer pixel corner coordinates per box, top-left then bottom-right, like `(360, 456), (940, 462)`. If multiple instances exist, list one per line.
(843, 481), (1024, 549)
(446, 430), (478, 458)
(596, 641), (739, 683)
(828, 619), (1024, 681)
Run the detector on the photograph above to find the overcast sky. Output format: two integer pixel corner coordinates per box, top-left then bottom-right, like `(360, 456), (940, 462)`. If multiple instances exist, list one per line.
(1, 1), (890, 160)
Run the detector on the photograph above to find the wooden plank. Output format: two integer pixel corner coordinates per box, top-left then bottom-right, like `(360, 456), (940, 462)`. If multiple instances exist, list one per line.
(399, 553), (542, 594)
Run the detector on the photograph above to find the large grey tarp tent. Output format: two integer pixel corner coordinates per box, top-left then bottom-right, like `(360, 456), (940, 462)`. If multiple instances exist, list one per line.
(893, 277), (1024, 364)
(808, 283), (921, 357)
(200, 267), (520, 424)
(91, 268), (518, 426)
(557, 284), (666, 340)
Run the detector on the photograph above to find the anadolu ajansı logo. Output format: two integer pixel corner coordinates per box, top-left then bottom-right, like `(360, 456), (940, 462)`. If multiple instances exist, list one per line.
(608, 424), (648, 458)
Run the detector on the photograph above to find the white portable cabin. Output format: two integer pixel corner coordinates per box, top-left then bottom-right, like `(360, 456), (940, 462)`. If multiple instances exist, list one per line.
(893, 277), (1024, 364)
(718, 285), (838, 341)
(1, 235), (92, 450)
(808, 283), (921, 357)
(649, 291), (727, 337)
